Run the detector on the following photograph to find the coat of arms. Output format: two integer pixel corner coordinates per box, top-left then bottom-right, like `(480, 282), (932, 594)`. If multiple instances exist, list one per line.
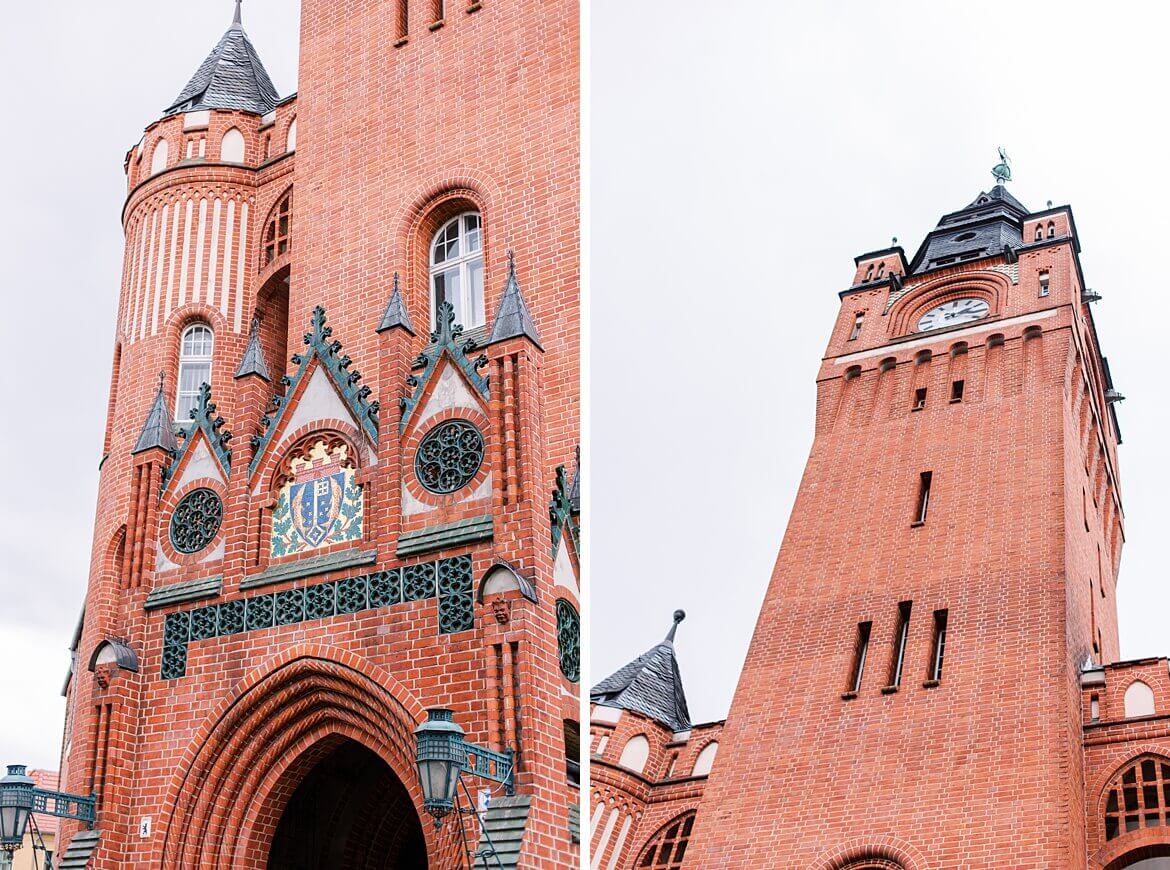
(271, 440), (363, 558)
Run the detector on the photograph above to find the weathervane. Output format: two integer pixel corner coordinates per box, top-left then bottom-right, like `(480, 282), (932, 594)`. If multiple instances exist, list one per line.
(991, 147), (1012, 185)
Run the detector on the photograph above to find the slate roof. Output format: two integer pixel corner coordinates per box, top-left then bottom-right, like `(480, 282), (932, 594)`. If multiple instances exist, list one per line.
(163, 4), (280, 117)
(377, 273), (416, 335)
(591, 612), (691, 732)
(488, 253), (543, 349)
(58, 830), (101, 869)
(234, 323), (272, 380)
(909, 184), (1030, 275)
(133, 380), (178, 454)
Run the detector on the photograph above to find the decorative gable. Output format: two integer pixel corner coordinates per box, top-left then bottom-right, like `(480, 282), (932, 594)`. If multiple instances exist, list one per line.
(249, 306), (379, 478)
(400, 302), (489, 432)
(163, 383), (233, 493)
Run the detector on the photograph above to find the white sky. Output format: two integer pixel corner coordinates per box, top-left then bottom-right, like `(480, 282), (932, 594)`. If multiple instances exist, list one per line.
(0, 0), (300, 770)
(591, 2), (1170, 725)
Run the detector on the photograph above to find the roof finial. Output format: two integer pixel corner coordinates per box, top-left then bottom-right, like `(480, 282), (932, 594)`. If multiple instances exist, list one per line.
(991, 146), (1012, 186)
(157, 371), (166, 392)
(232, 0), (243, 28)
(665, 609), (686, 643)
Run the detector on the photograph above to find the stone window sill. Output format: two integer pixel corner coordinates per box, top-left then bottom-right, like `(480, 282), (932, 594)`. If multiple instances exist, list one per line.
(880, 685), (899, 695)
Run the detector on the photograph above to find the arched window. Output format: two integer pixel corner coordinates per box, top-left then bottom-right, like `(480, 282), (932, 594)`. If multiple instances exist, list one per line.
(150, 138), (169, 176)
(636, 812), (695, 869)
(286, 118), (297, 153)
(263, 190), (292, 267)
(430, 211), (485, 330)
(876, 262), (885, 279)
(1034, 224), (1043, 241)
(176, 324), (214, 422)
(692, 742), (718, 776)
(1048, 221), (1056, 238)
(1125, 681), (1156, 718)
(221, 127), (245, 163)
(844, 365), (862, 382)
(617, 735), (650, 774)
(864, 264), (874, 282)
(1105, 756), (1170, 840)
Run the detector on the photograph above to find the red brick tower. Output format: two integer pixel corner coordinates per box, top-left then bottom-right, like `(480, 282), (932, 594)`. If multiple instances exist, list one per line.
(53, 1), (579, 867)
(683, 178), (1124, 868)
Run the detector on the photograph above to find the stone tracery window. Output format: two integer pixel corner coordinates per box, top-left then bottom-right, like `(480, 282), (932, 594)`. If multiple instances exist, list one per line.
(1105, 756), (1170, 841)
(263, 189), (292, 267)
(637, 812), (695, 869)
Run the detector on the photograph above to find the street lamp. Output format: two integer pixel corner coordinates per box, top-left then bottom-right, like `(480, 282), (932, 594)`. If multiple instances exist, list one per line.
(414, 709), (515, 868)
(0, 764), (96, 857)
(0, 766), (33, 852)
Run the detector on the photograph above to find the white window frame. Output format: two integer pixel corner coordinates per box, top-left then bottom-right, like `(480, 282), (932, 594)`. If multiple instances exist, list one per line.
(176, 323), (214, 422)
(429, 211), (484, 331)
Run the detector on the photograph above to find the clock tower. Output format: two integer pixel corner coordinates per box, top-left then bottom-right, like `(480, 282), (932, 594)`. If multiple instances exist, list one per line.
(682, 178), (1124, 868)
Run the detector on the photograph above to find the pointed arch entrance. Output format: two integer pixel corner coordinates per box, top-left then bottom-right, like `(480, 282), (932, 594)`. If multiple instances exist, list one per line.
(268, 739), (426, 869)
(159, 647), (464, 868)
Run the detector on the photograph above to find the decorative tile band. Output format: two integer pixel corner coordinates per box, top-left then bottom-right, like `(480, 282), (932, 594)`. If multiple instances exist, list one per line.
(160, 554), (474, 680)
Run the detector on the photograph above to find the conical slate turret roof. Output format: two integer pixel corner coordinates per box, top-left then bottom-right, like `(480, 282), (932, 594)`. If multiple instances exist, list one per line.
(488, 251), (543, 349)
(133, 377), (178, 455)
(592, 611), (691, 732)
(164, 2), (280, 117)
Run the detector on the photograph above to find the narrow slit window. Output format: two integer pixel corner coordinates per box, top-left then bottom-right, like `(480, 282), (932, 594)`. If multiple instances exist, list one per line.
(914, 471), (932, 525)
(950, 380), (965, 403)
(928, 609), (948, 682)
(912, 387), (927, 411)
(1090, 693), (1100, 721)
(888, 602), (912, 688)
(1039, 270), (1050, 297)
(847, 621), (872, 694)
(1048, 221), (1056, 239)
(849, 312), (864, 341)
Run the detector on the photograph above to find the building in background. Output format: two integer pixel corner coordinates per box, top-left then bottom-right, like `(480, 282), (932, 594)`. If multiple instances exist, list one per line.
(592, 172), (1170, 869)
(50, 0), (579, 866)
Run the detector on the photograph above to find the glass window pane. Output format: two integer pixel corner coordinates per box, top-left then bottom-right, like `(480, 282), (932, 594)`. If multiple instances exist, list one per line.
(179, 362), (210, 394)
(467, 257), (484, 327)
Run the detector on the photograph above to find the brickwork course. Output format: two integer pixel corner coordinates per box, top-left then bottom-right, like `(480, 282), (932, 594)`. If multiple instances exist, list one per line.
(592, 184), (1170, 869)
(54, 0), (579, 867)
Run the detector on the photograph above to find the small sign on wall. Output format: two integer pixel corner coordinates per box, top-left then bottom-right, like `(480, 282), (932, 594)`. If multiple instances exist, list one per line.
(139, 816), (152, 838)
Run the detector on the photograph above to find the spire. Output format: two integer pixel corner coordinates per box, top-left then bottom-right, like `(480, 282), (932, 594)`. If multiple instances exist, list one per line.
(377, 272), (416, 335)
(235, 317), (271, 380)
(163, 4), (280, 117)
(133, 374), (179, 455)
(488, 251), (543, 349)
(591, 610), (691, 732)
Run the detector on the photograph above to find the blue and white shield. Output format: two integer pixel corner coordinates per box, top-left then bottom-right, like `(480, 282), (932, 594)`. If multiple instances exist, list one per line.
(291, 472), (345, 547)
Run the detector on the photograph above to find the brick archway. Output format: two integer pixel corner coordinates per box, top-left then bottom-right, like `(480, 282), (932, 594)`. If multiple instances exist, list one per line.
(158, 648), (462, 868)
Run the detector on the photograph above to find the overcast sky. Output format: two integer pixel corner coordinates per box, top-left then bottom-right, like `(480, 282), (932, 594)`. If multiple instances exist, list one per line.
(592, 2), (1170, 725)
(0, 0), (300, 770)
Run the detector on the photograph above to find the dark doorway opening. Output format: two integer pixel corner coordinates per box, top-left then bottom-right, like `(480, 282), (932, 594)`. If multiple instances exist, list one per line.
(268, 740), (427, 869)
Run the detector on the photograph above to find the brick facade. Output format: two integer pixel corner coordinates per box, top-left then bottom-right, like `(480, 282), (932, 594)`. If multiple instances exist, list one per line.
(56, 1), (579, 867)
(596, 185), (1170, 869)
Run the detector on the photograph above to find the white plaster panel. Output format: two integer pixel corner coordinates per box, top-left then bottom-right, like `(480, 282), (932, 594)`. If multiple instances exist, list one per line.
(553, 538), (578, 591)
(174, 438), (224, 489)
(278, 365), (376, 461)
(155, 542), (178, 573)
(416, 362), (483, 427)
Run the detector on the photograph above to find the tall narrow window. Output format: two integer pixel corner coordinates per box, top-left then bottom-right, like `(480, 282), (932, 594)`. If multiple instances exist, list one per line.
(1048, 221), (1056, 238)
(1038, 269), (1050, 297)
(887, 601), (912, 689)
(849, 312), (864, 341)
(928, 609), (948, 682)
(1090, 693), (1100, 721)
(864, 264), (874, 282)
(176, 324), (213, 422)
(950, 380), (965, 403)
(876, 262), (885, 279)
(1034, 224), (1043, 241)
(912, 387), (927, 411)
(913, 472), (932, 525)
(846, 621), (871, 695)
(262, 189), (292, 267)
(430, 211), (484, 330)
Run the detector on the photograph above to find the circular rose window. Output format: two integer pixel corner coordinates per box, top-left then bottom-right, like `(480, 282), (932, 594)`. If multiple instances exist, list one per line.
(169, 488), (224, 554)
(415, 420), (485, 494)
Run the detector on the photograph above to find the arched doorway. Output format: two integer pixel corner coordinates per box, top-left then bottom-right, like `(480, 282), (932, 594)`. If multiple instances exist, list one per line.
(268, 740), (426, 869)
(1106, 846), (1170, 870)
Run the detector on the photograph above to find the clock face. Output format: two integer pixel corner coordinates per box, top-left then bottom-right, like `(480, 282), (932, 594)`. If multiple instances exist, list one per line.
(916, 298), (990, 332)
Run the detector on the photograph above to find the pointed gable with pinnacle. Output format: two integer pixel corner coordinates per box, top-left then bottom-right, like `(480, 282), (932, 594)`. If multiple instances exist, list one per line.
(164, 2), (281, 117)
(235, 318), (271, 381)
(163, 383), (234, 492)
(133, 376), (179, 455)
(377, 273), (416, 335)
(399, 301), (489, 431)
(591, 611), (691, 732)
(488, 252), (543, 349)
